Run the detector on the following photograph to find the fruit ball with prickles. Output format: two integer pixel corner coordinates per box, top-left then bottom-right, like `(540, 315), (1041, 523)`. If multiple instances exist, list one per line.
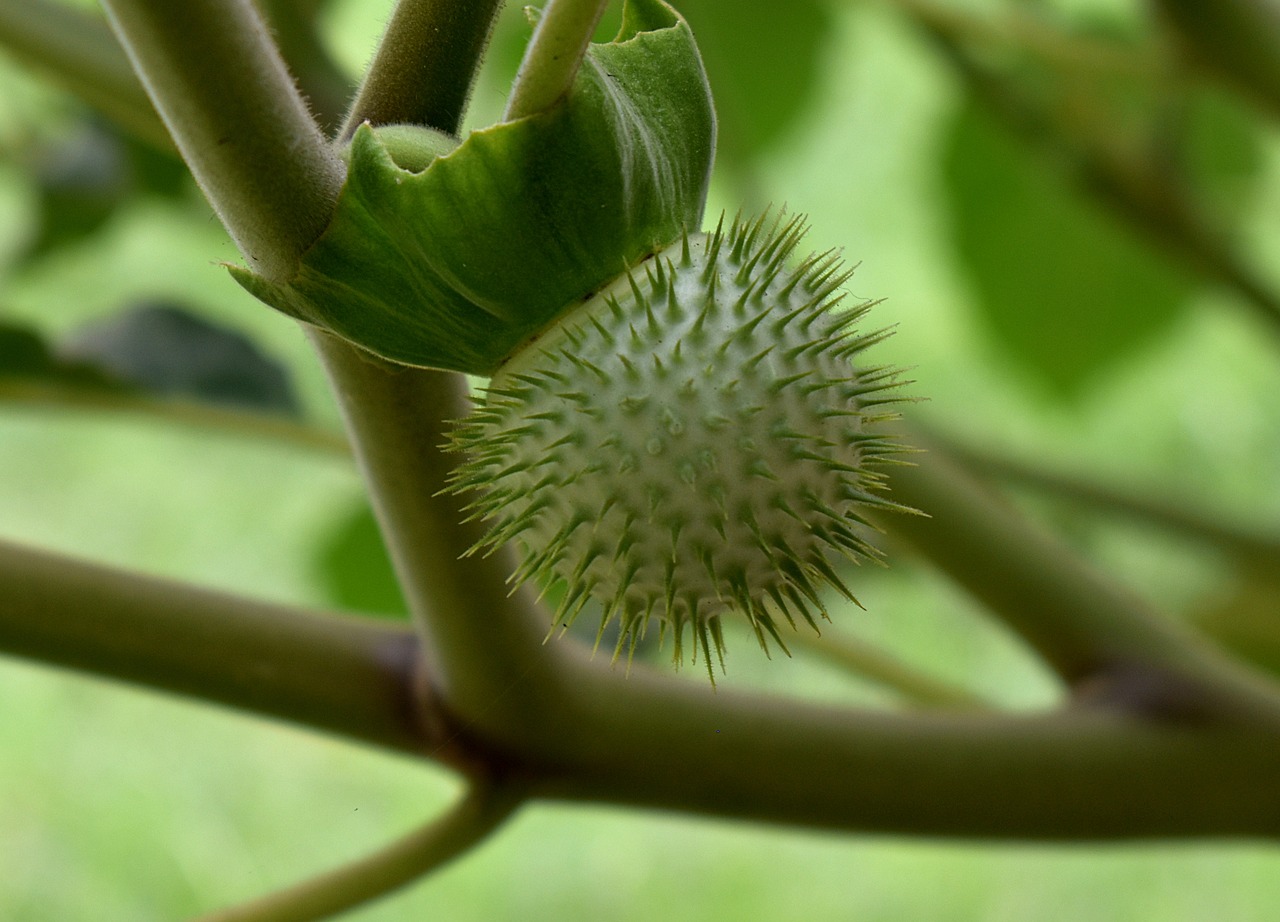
(447, 211), (911, 679)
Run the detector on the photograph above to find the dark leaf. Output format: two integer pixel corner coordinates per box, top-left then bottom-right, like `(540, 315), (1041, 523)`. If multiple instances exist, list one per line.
(19, 121), (191, 265)
(22, 125), (128, 262)
(59, 303), (301, 414)
(0, 321), (117, 388)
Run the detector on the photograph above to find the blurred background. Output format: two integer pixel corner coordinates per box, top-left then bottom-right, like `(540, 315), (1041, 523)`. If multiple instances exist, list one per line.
(2, 0), (1280, 918)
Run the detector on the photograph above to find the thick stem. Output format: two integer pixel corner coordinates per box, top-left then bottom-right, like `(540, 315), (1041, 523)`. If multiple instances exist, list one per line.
(312, 0), (567, 745)
(505, 0), (609, 120)
(310, 334), (569, 735)
(0, 539), (425, 753)
(340, 0), (504, 138)
(100, 0), (343, 282)
(525, 661), (1280, 838)
(0, 0), (169, 148)
(196, 782), (524, 922)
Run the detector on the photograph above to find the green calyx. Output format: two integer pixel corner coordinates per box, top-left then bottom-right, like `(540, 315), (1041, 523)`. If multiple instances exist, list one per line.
(447, 212), (913, 677)
(342, 124), (460, 174)
(231, 0), (714, 374)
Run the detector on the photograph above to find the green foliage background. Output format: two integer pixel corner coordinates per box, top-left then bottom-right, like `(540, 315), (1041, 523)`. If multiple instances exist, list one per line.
(1, 0), (1280, 917)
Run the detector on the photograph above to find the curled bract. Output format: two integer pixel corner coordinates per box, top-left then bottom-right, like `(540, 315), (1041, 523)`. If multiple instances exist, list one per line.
(231, 0), (714, 374)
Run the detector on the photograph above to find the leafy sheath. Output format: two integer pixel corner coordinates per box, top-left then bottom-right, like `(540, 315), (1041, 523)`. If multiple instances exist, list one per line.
(232, 0), (715, 374)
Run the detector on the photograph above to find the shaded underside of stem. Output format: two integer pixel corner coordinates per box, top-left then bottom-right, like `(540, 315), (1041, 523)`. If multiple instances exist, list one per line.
(0, 538), (426, 754)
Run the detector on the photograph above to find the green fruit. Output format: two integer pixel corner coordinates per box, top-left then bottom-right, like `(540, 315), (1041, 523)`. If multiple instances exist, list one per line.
(448, 212), (910, 677)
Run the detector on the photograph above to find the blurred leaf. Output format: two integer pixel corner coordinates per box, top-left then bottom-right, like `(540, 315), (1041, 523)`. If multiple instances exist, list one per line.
(59, 303), (300, 414)
(22, 124), (128, 262)
(314, 504), (408, 619)
(941, 98), (1194, 397)
(20, 121), (190, 265)
(1179, 86), (1264, 220)
(675, 0), (834, 168)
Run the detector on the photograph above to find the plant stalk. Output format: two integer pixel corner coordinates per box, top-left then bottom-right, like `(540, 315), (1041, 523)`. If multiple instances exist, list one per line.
(505, 0), (609, 120)
(0, 539), (426, 753)
(340, 0), (504, 138)
(100, 0), (343, 283)
(196, 782), (524, 922)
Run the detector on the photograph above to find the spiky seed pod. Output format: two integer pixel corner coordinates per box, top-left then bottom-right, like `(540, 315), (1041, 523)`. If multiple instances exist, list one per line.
(448, 212), (910, 677)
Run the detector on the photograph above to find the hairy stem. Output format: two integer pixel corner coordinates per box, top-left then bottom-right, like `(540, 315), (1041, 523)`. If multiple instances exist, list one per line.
(0, 539), (425, 753)
(260, 0), (354, 134)
(505, 0), (609, 120)
(196, 781), (524, 922)
(311, 0), (574, 739)
(0, 0), (169, 148)
(340, 0), (504, 138)
(310, 333), (568, 735)
(100, 0), (343, 282)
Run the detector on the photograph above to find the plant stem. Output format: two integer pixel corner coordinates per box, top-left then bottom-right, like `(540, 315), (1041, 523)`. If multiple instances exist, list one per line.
(302, 0), (576, 760)
(1155, 0), (1280, 120)
(877, 429), (1280, 724)
(881, 0), (1159, 79)
(10, 527), (1280, 839)
(259, 0), (354, 135)
(0, 538), (425, 753)
(938, 430), (1280, 566)
(340, 0), (504, 138)
(0, 0), (170, 149)
(505, 0), (609, 120)
(0, 380), (350, 457)
(310, 334), (568, 734)
(100, 0), (343, 283)
(529, 659), (1280, 838)
(195, 781), (524, 922)
(788, 628), (992, 711)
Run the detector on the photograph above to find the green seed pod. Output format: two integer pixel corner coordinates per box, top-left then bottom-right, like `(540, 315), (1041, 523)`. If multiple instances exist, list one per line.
(448, 212), (910, 676)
